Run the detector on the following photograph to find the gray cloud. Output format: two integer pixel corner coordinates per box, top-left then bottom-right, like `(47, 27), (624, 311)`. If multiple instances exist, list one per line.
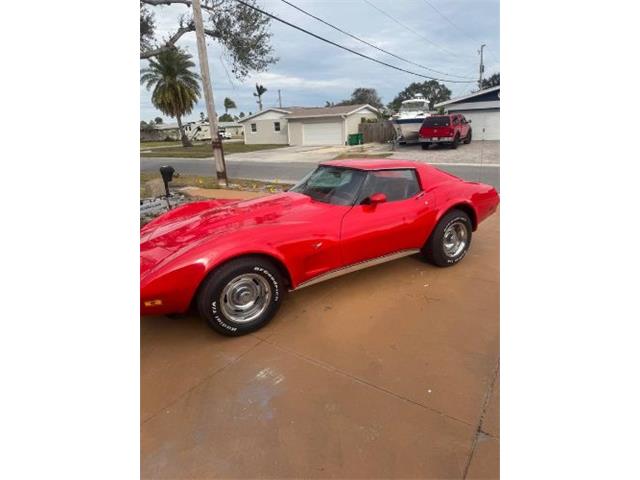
(140, 0), (499, 122)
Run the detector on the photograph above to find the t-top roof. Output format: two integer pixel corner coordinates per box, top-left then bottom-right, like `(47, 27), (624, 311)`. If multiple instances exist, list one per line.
(321, 158), (423, 170)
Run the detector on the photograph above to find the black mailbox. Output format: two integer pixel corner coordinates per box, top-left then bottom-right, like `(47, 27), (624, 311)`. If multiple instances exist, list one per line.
(159, 165), (176, 198)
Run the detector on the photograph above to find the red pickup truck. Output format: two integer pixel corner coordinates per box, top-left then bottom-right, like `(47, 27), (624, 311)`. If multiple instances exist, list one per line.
(419, 114), (472, 150)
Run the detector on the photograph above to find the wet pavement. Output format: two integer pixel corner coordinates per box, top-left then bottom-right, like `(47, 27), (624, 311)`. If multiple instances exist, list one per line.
(141, 210), (500, 479)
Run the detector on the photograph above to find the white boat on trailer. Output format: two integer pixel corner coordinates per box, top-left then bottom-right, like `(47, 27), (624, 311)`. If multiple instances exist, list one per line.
(392, 93), (431, 144)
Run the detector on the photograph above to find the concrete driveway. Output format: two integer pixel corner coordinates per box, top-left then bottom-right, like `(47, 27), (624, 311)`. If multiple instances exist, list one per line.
(141, 209), (500, 479)
(390, 140), (500, 166)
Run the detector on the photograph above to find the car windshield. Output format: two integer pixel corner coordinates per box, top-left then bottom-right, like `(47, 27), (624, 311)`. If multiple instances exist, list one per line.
(422, 116), (450, 127)
(290, 166), (366, 206)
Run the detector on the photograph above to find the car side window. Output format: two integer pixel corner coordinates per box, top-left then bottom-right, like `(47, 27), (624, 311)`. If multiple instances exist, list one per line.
(358, 169), (421, 203)
(452, 116), (459, 125)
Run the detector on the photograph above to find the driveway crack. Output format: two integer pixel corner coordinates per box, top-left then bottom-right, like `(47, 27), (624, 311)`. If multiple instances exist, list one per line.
(462, 360), (499, 479)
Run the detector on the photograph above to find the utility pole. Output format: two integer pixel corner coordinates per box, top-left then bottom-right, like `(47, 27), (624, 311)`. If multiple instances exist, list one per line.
(278, 89), (282, 108)
(192, 0), (228, 187)
(478, 44), (486, 90)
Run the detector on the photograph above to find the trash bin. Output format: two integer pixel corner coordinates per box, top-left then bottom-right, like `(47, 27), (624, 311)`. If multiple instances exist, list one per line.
(348, 133), (364, 145)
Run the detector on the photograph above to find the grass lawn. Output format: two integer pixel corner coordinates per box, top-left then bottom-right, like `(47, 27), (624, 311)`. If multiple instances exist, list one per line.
(140, 142), (288, 158)
(140, 140), (184, 149)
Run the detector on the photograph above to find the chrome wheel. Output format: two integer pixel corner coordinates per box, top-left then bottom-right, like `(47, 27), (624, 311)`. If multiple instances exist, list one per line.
(219, 273), (272, 323)
(442, 221), (468, 258)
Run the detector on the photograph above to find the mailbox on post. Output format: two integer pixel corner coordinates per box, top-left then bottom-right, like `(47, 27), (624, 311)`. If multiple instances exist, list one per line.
(159, 165), (177, 209)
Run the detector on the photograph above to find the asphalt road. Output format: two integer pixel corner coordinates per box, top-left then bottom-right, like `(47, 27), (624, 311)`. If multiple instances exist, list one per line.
(141, 158), (500, 192)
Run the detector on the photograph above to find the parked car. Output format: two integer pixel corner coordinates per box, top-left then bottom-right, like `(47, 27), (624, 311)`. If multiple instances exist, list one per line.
(141, 159), (499, 336)
(419, 114), (472, 150)
(219, 130), (232, 140)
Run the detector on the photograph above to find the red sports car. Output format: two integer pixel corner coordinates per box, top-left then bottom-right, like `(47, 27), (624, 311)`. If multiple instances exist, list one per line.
(141, 159), (499, 336)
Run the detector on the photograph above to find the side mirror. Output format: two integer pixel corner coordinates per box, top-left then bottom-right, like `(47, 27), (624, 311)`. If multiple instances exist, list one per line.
(366, 192), (387, 205)
(467, 119), (472, 123)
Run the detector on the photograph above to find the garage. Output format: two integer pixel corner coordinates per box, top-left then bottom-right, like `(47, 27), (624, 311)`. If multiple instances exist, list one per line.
(461, 110), (500, 141)
(435, 86), (500, 141)
(302, 121), (343, 145)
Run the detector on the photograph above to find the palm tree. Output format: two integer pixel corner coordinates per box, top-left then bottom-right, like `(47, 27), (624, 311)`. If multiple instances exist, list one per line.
(253, 84), (267, 111)
(223, 97), (237, 115)
(140, 49), (201, 147)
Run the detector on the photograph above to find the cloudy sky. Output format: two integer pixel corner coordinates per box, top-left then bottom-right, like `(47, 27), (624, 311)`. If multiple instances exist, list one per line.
(140, 0), (499, 123)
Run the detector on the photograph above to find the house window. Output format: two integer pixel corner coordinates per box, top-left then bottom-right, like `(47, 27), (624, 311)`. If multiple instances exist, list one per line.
(274, 121), (281, 132)
(251, 123), (257, 133)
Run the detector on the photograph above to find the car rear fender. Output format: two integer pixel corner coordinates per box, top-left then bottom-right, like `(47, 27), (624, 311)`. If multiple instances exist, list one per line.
(435, 200), (479, 231)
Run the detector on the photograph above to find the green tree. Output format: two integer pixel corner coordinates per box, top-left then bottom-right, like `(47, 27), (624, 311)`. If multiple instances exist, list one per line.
(388, 80), (451, 112)
(481, 72), (500, 89)
(140, 48), (201, 147)
(224, 97), (237, 114)
(139, 0), (277, 80)
(239, 111), (245, 118)
(154, 116), (163, 124)
(139, 2), (155, 51)
(253, 84), (267, 111)
(337, 88), (383, 110)
(218, 113), (234, 122)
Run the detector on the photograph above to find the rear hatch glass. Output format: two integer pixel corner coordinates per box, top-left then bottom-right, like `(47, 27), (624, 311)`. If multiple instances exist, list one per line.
(422, 116), (450, 127)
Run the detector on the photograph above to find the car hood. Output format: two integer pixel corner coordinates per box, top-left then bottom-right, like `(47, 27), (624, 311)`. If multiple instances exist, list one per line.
(140, 192), (328, 271)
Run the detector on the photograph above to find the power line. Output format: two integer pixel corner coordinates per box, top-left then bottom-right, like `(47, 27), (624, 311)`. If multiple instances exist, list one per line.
(422, 0), (500, 64)
(218, 54), (237, 90)
(361, 0), (475, 60)
(280, 0), (474, 80)
(233, 0), (475, 84)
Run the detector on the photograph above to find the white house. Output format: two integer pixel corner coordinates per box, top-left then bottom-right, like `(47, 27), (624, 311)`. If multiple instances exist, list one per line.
(435, 86), (500, 140)
(238, 104), (380, 146)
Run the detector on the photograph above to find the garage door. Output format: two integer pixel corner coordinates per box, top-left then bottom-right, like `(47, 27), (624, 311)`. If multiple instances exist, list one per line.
(458, 110), (500, 140)
(302, 121), (343, 145)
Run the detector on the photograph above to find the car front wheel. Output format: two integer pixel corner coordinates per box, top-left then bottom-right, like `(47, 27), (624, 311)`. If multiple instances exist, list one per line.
(450, 135), (460, 149)
(422, 209), (472, 267)
(197, 256), (284, 336)
(463, 129), (472, 144)
(421, 142), (430, 150)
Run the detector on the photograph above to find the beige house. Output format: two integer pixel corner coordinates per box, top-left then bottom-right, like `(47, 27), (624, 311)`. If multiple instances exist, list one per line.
(239, 104), (379, 146)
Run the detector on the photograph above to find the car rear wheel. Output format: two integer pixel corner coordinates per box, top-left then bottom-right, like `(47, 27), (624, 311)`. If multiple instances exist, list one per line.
(422, 209), (472, 267)
(463, 129), (472, 144)
(421, 143), (430, 150)
(197, 256), (284, 336)
(450, 135), (460, 149)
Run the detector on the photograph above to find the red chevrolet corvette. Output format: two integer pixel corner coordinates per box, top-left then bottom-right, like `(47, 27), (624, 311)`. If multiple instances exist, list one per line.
(141, 159), (499, 336)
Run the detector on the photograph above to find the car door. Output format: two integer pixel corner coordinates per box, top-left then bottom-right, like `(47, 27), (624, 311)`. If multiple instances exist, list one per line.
(339, 169), (433, 266)
(460, 115), (469, 137)
(452, 115), (460, 136)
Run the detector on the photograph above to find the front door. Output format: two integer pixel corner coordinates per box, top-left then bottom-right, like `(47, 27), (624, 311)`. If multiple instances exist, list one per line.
(340, 169), (432, 266)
